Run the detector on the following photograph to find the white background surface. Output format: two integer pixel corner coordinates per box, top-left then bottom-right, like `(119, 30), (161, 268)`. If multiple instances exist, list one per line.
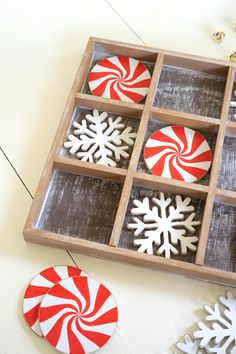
(0, 0), (236, 353)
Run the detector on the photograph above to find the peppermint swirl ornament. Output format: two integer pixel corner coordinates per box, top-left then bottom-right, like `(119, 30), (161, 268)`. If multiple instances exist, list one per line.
(144, 126), (212, 182)
(88, 56), (151, 103)
(39, 276), (118, 354)
(23, 265), (87, 336)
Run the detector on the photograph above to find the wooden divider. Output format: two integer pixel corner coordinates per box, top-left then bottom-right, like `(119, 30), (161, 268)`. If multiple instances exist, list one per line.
(75, 93), (144, 118)
(151, 107), (220, 132)
(109, 53), (164, 247)
(54, 156), (127, 182)
(134, 172), (209, 199)
(226, 121), (236, 137)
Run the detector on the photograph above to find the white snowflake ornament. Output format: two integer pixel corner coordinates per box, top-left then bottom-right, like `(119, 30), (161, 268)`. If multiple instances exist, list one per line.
(127, 192), (201, 258)
(175, 335), (205, 354)
(64, 109), (137, 167)
(193, 291), (236, 353)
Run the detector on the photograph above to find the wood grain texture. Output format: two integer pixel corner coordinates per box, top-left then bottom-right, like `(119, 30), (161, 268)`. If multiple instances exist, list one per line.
(37, 170), (122, 244)
(134, 172), (209, 199)
(153, 65), (226, 118)
(204, 202), (236, 272)
(54, 156), (127, 182)
(218, 135), (236, 191)
(151, 107), (220, 132)
(75, 93), (144, 117)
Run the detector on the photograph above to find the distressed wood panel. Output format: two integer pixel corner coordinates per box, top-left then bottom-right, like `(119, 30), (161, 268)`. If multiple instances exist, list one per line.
(218, 136), (236, 191)
(204, 203), (236, 272)
(37, 170), (122, 244)
(153, 65), (226, 118)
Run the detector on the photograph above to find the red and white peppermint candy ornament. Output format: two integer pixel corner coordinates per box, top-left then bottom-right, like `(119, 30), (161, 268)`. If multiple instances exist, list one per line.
(144, 126), (212, 182)
(23, 266), (87, 336)
(39, 276), (118, 354)
(88, 56), (151, 103)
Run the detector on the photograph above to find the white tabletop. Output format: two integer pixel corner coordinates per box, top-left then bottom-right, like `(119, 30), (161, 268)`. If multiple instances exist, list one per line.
(0, 0), (235, 353)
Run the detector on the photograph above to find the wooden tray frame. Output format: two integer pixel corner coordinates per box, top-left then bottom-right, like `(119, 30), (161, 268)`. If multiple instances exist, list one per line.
(23, 37), (236, 286)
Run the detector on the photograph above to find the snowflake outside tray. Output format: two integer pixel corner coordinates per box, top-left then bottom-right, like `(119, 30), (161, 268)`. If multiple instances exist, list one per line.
(127, 192), (201, 258)
(175, 291), (236, 354)
(193, 291), (236, 353)
(64, 109), (137, 167)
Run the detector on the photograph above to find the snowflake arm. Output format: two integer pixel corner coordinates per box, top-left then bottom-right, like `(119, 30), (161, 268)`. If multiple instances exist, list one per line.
(73, 119), (96, 137)
(63, 135), (83, 155)
(175, 334), (204, 354)
(130, 197), (160, 221)
(127, 217), (157, 237)
(133, 230), (161, 255)
(119, 126), (137, 145)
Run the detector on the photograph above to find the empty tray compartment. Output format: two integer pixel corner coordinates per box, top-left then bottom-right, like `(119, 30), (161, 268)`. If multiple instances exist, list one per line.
(137, 116), (217, 186)
(228, 74), (236, 121)
(218, 135), (236, 191)
(153, 61), (227, 118)
(204, 202), (236, 272)
(119, 184), (205, 263)
(36, 170), (123, 244)
(80, 41), (157, 103)
(60, 105), (141, 169)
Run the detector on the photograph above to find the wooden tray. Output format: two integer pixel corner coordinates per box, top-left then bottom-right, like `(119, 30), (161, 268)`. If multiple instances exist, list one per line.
(23, 37), (236, 286)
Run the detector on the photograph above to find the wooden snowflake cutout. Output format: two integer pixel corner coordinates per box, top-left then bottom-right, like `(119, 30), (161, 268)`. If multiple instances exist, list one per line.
(64, 109), (137, 167)
(127, 192), (201, 258)
(175, 335), (206, 354)
(193, 291), (236, 353)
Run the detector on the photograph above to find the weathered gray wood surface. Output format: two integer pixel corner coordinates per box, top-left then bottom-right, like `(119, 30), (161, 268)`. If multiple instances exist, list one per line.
(37, 171), (122, 244)
(154, 65), (226, 118)
(205, 202), (236, 272)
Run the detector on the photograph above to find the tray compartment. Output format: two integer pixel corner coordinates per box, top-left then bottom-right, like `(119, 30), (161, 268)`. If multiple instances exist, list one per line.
(137, 116), (217, 186)
(204, 202), (236, 272)
(36, 170), (123, 244)
(218, 135), (236, 191)
(119, 183), (205, 263)
(153, 60), (227, 118)
(59, 104), (141, 169)
(80, 42), (157, 103)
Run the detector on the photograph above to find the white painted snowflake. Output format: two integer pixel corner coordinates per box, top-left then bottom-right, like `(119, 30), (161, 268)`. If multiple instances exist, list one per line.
(127, 192), (201, 258)
(175, 335), (206, 354)
(64, 109), (137, 167)
(193, 291), (236, 353)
